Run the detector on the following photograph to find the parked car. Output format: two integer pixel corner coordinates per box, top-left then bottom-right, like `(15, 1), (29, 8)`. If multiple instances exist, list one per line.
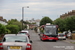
(18, 31), (30, 39)
(63, 31), (68, 38)
(21, 30), (29, 34)
(67, 31), (71, 37)
(0, 34), (32, 50)
(58, 33), (66, 40)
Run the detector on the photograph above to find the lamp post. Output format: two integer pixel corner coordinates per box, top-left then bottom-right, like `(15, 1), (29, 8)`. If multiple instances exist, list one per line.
(22, 6), (29, 30)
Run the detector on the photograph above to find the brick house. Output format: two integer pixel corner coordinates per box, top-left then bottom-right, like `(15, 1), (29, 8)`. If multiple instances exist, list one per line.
(60, 10), (75, 19)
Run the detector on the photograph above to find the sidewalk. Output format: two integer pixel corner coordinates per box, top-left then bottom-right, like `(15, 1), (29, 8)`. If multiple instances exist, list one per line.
(63, 38), (75, 44)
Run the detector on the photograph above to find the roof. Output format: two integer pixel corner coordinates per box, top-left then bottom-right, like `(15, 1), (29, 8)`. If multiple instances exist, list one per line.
(21, 30), (29, 33)
(35, 19), (40, 22)
(4, 34), (28, 37)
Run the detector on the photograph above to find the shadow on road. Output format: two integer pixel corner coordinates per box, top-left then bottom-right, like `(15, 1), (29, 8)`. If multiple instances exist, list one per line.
(42, 40), (57, 42)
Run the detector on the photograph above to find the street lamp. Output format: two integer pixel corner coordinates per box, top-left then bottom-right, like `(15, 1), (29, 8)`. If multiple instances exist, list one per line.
(22, 6), (29, 30)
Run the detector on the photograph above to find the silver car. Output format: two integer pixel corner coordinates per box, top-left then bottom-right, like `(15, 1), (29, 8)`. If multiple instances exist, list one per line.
(0, 34), (32, 50)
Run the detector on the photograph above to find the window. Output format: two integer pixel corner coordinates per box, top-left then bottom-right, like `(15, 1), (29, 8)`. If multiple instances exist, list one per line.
(3, 36), (27, 42)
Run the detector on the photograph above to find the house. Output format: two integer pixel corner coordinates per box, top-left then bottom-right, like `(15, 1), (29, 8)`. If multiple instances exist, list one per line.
(28, 18), (35, 23)
(29, 24), (38, 29)
(60, 10), (75, 19)
(0, 16), (7, 25)
(27, 18), (40, 26)
(35, 19), (40, 26)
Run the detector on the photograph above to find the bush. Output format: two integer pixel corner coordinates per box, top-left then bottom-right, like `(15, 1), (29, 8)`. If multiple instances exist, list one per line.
(8, 19), (22, 31)
(6, 25), (19, 34)
(24, 25), (27, 29)
(5, 29), (11, 34)
(0, 24), (6, 34)
(34, 27), (37, 32)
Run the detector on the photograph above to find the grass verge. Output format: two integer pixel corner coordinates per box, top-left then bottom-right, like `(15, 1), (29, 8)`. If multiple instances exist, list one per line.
(70, 42), (75, 44)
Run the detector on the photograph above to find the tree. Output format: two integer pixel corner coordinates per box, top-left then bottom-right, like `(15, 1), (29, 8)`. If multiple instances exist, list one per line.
(70, 16), (75, 31)
(6, 25), (19, 34)
(34, 27), (37, 32)
(23, 21), (31, 24)
(54, 18), (65, 32)
(5, 29), (11, 34)
(54, 16), (75, 32)
(31, 22), (36, 24)
(24, 25), (27, 29)
(8, 19), (22, 31)
(0, 24), (6, 34)
(65, 16), (75, 32)
(8, 19), (18, 25)
(40, 16), (53, 26)
(12, 21), (22, 31)
(4, 19), (7, 22)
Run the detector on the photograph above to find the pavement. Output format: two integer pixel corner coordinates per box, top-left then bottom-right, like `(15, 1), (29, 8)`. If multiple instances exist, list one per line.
(29, 30), (75, 50)
(63, 38), (75, 44)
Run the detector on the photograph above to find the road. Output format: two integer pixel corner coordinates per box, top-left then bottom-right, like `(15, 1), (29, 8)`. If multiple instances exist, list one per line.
(29, 30), (75, 50)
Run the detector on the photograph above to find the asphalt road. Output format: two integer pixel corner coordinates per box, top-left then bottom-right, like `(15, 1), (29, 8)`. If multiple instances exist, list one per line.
(29, 30), (75, 50)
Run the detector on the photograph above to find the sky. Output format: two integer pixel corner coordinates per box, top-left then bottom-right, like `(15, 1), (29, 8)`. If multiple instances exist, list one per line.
(0, 0), (75, 21)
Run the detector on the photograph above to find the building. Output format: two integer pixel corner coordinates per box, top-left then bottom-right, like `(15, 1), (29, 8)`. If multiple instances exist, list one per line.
(0, 16), (7, 25)
(28, 18), (35, 23)
(27, 18), (40, 26)
(29, 24), (38, 29)
(35, 19), (40, 26)
(27, 24), (29, 30)
(60, 10), (75, 19)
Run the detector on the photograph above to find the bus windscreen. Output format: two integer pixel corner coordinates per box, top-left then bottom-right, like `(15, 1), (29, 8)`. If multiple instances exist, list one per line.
(44, 25), (57, 35)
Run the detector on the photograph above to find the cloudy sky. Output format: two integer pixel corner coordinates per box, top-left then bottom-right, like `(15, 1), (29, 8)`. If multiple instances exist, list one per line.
(0, 0), (75, 21)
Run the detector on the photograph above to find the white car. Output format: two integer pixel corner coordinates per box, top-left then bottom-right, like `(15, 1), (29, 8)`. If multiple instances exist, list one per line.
(21, 30), (29, 34)
(58, 33), (66, 40)
(20, 30), (30, 39)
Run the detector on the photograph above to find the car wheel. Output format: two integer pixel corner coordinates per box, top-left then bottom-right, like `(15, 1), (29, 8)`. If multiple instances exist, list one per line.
(40, 38), (42, 41)
(54, 40), (57, 42)
(40, 37), (42, 41)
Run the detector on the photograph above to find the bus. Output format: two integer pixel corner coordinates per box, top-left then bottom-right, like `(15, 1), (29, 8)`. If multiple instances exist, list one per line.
(39, 24), (58, 41)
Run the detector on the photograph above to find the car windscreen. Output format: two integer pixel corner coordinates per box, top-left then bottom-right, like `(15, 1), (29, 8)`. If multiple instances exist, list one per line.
(3, 36), (27, 42)
(59, 34), (65, 36)
(44, 25), (57, 35)
(19, 32), (27, 35)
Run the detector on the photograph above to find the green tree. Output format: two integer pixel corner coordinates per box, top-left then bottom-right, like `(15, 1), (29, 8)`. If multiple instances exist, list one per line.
(54, 18), (65, 32)
(8, 19), (22, 31)
(5, 29), (11, 34)
(70, 16), (75, 31)
(31, 22), (36, 24)
(23, 21), (31, 24)
(12, 21), (22, 31)
(24, 25), (27, 29)
(8, 19), (18, 25)
(40, 16), (53, 26)
(0, 24), (6, 34)
(6, 25), (19, 34)
(65, 16), (75, 32)
(34, 27), (37, 32)
(4, 19), (7, 22)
